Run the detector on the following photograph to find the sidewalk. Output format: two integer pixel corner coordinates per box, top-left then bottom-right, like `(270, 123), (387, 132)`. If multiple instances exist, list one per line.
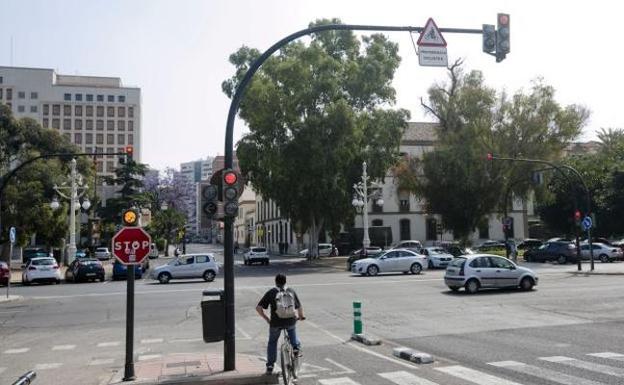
(107, 352), (277, 385)
(568, 263), (624, 276)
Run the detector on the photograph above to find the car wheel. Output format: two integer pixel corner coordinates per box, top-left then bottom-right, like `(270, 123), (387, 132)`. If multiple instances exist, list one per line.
(158, 272), (171, 284)
(366, 265), (379, 276)
(56, 279), (61, 285)
(520, 277), (534, 291)
(428, 260), (434, 269)
(203, 270), (216, 282)
(599, 254), (609, 263)
(465, 279), (479, 294)
(557, 255), (567, 265)
(410, 263), (422, 275)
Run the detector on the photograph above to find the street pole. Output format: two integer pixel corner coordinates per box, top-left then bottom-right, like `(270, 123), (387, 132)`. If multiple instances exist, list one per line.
(123, 263), (136, 381)
(67, 159), (78, 266)
(362, 162), (370, 248)
(223, 216), (235, 371)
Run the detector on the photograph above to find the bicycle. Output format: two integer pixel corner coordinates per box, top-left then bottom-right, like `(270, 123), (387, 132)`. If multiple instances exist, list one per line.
(279, 317), (305, 384)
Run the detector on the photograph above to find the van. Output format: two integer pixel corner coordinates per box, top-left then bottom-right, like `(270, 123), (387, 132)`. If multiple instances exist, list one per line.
(148, 243), (159, 259)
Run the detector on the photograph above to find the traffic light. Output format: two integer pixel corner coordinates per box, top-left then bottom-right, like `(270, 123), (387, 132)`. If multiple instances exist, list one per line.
(125, 146), (134, 162)
(496, 13), (510, 62)
(222, 169), (241, 217)
(482, 24), (496, 53)
(574, 210), (582, 225)
(201, 183), (219, 219)
(122, 208), (139, 226)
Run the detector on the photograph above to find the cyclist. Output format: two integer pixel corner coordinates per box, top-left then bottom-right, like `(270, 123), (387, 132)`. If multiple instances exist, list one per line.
(256, 273), (305, 375)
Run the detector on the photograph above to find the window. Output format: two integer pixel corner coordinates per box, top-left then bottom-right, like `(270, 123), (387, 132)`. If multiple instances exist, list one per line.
(64, 93), (71, 101)
(107, 134), (114, 144)
(0, 76), (3, 83)
(43, 118), (49, 128)
(0, 89), (3, 99)
(107, 106), (114, 117)
(118, 120), (125, 131)
(107, 147), (114, 154)
(106, 161), (114, 172)
(86, 105), (93, 116)
(489, 257), (513, 269)
(107, 95), (114, 102)
(398, 190), (410, 212)
(6, 102), (11, 109)
(107, 120), (114, 130)
(96, 120), (104, 130)
(63, 119), (71, 130)
(85, 147), (92, 154)
(52, 119), (60, 129)
(96, 162), (103, 172)
(74, 133), (82, 144)
(117, 134), (125, 144)
(97, 94), (104, 102)
(30, 105), (37, 113)
(6, 88), (12, 100)
(196, 255), (208, 263)
(63, 105), (71, 115)
(96, 106), (104, 117)
(426, 218), (437, 241)
(52, 104), (60, 115)
(74, 119), (82, 130)
(63, 133), (70, 141)
(86, 94), (93, 102)
(30, 92), (38, 99)
(43, 104), (49, 115)
(117, 106), (125, 117)
(478, 220), (489, 239)
(75, 105), (82, 116)
(128, 120), (134, 131)
(86, 133), (93, 144)
(400, 219), (411, 241)
(96, 134), (103, 144)
(118, 95), (125, 103)
(128, 106), (134, 118)
(17, 105), (25, 112)
(18, 91), (25, 99)
(128, 134), (134, 145)
(86, 120), (93, 130)
(372, 219), (383, 226)
(469, 257), (491, 268)
(75, 94), (82, 101)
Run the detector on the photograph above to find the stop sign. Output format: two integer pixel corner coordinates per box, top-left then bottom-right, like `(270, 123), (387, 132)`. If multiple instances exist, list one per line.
(112, 227), (152, 265)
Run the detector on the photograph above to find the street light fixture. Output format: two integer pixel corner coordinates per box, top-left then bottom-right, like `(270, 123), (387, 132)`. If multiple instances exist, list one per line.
(352, 161), (383, 248)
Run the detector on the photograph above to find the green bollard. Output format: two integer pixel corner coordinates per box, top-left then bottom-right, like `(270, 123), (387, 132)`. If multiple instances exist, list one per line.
(353, 301), (362, 334)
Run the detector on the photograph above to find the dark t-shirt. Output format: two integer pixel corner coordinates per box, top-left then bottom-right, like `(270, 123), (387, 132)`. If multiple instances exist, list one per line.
(258, 286), (301, 328)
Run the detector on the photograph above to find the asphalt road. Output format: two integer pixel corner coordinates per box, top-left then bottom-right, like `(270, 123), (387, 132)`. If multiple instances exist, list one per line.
(2, 244), (624, 385)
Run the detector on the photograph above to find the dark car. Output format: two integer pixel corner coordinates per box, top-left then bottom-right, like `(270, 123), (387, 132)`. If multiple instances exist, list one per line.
(112, 260), (143, 280)
(524, 241), (577, 264)
(517, 239), (543, 251)
(65, 259), (105, 282)
(0, 261), (9, 286)
(346, 247), (384, 270)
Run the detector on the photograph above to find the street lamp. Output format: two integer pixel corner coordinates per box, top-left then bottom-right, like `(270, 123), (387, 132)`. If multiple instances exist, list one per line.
(50, 158), (90, 265)
(352, 161), (383, 248)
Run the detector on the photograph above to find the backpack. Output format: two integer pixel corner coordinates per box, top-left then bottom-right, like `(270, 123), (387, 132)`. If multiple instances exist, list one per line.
(274, 287), (297, 319)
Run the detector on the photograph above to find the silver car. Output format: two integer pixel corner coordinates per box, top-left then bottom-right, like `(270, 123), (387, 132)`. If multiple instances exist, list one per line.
(580, 243), (623, 263)
(351, 249), (428, 276)
(444, 254), (538, 294)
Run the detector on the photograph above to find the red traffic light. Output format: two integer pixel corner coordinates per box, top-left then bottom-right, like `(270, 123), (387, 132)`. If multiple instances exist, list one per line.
(125, 146), (133, 155)
(486, 153), (494, 161)
(498, 13), (509, 25)
(574, 210), (582, 221)
(224, 171), (238, 185)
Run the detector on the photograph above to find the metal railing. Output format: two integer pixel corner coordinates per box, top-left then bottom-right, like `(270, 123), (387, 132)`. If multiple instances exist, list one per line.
(11, 371), (36, 385)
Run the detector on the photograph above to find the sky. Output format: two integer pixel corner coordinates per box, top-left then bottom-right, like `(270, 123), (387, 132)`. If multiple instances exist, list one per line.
(2, 0), (623, 171)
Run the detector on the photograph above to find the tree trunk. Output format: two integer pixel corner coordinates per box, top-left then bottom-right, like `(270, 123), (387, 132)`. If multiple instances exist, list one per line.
(307, 216), (324, 260)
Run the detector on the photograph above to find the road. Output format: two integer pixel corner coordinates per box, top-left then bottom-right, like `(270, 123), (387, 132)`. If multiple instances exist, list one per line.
(2, 243), (624, 385)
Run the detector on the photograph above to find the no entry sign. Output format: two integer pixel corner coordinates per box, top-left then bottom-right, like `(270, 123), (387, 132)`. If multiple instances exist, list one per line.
(112, 227), (152, 265)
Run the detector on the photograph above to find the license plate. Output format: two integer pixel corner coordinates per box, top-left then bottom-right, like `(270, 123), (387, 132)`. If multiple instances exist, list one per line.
(41, 268), (51, 271)
(86, 273), (96, 276)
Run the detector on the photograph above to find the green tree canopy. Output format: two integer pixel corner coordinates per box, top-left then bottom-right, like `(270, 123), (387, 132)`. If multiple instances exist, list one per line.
(223, 19), (409, 255)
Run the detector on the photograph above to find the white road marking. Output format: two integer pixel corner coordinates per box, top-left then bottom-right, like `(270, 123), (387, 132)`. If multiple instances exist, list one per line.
(379, 370), (440, 385)
(588, 352), (624, 360)
(489, 360), (606, 385)
(540, 356), (624, 377)
(89, 358), (115, 366)
(299, 362), (331, 375)
(3, 348), (29, 354)
(325, 358), (355, 375)
(34, 363), (63, 370)
(138, 354), (162, 361)
(0, 310), (25, 314)
(319, 378), (361, 385)
(169, 338), (203, 344)
(235, 325), (251, 340)
(97, 341), (120, 347)
(52, 344), (76, 351)
(436, 365), (524, 385)
(140, 338), (163, 344)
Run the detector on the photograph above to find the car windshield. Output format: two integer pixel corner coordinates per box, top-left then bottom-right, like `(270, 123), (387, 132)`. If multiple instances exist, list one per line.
(428, 248), (445, 254)
(252, 248), (266, 252)
(32, 258), (55, 266)
(96, 248), (107, 252)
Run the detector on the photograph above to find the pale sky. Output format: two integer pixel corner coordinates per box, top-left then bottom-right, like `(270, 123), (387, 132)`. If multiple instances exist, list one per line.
(2, 0), (622, 171)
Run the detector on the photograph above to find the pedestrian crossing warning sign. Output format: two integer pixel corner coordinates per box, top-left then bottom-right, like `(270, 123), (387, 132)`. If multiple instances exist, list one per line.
(417, 18), (447, 47)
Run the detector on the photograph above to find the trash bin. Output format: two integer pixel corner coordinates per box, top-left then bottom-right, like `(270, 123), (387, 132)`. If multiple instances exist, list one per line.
(201, 289), (225, 343)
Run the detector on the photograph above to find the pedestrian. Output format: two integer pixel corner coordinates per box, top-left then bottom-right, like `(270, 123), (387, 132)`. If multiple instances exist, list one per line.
(256, 273), (305, 375)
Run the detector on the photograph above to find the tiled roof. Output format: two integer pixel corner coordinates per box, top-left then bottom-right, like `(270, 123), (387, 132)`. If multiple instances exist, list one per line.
(402, 122), (438, 143)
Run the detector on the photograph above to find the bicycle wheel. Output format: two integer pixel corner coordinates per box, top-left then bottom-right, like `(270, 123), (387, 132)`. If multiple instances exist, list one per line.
(291, 352), (299, 380)
(280, 343), (292, 384)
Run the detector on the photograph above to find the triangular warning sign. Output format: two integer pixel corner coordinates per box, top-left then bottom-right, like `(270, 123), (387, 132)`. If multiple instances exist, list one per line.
(417, 18), (447, 47)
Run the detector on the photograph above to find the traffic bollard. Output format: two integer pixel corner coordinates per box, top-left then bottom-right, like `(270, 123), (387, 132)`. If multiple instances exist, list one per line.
(353, 301), (362, 335)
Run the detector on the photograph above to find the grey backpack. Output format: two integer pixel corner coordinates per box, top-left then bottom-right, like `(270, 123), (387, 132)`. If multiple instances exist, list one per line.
(274, 287), (297, 319)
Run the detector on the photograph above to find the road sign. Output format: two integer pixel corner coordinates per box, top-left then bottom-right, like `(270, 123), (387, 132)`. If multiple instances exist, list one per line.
(502, 217), (513, 226)
(582, 216), (593, 231)
(417, 18), (447, 47)
(418, 46), (448, 67)
(9, 227), (16, 244)
(112, 227), (152, 265)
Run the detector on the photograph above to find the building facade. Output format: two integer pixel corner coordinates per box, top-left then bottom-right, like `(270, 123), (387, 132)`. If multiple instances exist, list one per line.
(180, 158), (214, 236)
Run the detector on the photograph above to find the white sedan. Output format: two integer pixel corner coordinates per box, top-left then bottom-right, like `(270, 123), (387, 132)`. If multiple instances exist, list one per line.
(22, 257), (61, 285)
(351, 249), (428, 276)
(422, 247), (454, 268)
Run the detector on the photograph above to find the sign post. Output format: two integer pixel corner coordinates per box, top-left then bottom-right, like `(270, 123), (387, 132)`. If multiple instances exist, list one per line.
(112, 226), (151, 382)
(7, 227), (16, 299)
(581, 216), (594, 270)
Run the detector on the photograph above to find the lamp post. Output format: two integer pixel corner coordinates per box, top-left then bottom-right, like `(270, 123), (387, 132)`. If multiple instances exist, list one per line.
(51, 158), (90, 265)
(352, 162), (383, 248)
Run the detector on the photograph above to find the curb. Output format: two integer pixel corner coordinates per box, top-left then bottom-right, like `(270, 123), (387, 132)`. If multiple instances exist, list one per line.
(393, 347), (434, 364)
(569, 271), (624, 276)
(109, 372), (278, 385)
(351, 333), (381, 346)
(0, 295), (23, 303)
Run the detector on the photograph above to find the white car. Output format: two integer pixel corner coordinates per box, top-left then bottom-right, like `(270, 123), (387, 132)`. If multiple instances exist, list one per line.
(422, 247), (454, 268)
(244, 247), (269, 265)
(580, 243), (623, 263)
(299, 243), (336, 257)
(351, 249), (428, 276)
(444, 254), (538, 294)
(94, 247), (111, 260)
(22, 257), (61, 285)
(151, 254), (219, 284)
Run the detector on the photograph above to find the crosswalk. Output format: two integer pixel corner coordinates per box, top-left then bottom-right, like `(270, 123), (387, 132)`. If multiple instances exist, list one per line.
(311, 351), (624, 385)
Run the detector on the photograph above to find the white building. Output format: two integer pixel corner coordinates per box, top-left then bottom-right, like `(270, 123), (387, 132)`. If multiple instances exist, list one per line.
(0, 66), (141, 177)
(181, 158), (214, 236)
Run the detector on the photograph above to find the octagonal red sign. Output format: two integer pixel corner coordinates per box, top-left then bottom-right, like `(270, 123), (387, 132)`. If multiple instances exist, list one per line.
(112, 227), (152, 265)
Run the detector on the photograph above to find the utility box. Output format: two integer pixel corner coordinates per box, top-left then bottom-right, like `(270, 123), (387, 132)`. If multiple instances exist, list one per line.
(201, 289), (225, 343)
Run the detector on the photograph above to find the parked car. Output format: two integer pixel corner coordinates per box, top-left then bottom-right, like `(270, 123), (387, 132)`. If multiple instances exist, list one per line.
(392, 240), (423, 253)
(444, 254), (538, 294)
(112, 260), (143, 280)
(580, 243), (623, 263)
(523, 241), (577, 264)
(22, 257), (61, 285)
(0, 261), (9, 286)
(22, 248), (49, 264)
(346, 246), (383, 270)
(74, 249), (88, 259)
(151, 254), (219, 284)
(94, 247), (111, 260)
(475, 240), (506, 251)
(65, 259), (105, 282)
(148, 243), (159, 259)
(351, 249), (428, 276)
(299, 243), (336, 257)
(517, 239), (543, 251)
(244, 247), (269, 265)
(422, 247), (454, 269)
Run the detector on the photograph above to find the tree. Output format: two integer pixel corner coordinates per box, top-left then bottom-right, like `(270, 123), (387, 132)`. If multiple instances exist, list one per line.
(223, 19), (409, 257)
(395, 62), (588, 242)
